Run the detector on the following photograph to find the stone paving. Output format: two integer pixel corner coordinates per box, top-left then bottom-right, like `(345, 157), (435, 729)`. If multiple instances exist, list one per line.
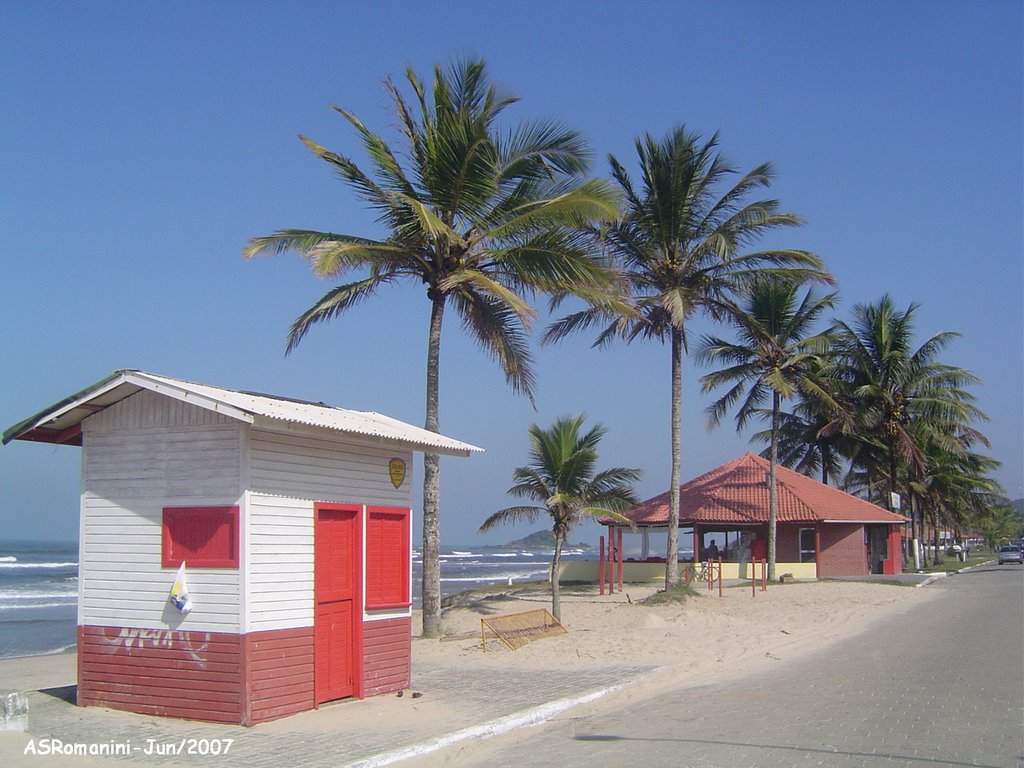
(2, 660), (654, 767)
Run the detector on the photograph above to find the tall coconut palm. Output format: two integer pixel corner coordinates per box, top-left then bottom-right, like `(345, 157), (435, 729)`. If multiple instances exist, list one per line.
(832, 295), (986, 567)
(479, 415), (640, 620)
(245, 60), (621, 636)
(697, 277), (838, 580)
(544, 126), (830, 588)
(750, 357), (855, 485)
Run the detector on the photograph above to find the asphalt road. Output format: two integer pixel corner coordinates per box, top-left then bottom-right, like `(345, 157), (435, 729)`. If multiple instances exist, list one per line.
(417, 565), (1024, 768)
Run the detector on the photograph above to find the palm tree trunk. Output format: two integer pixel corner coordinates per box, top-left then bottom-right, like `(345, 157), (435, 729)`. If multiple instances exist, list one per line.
(551, 530), (564, 621)
(913, 494), (929, 567)
(665, 327), (683, 589)
(421, 293), (445, 638)
(768, 391), (779, 581)
(887, 440), (914, 569)
(931, 508), (943, 565)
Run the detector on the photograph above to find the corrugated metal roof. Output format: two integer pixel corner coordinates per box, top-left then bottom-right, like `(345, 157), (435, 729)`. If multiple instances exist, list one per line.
(614, 452), (906, 526)
(2, 369), (483, 457)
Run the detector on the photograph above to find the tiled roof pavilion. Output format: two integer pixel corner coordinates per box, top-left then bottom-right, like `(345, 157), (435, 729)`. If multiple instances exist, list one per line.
(618, 452), (907, 527)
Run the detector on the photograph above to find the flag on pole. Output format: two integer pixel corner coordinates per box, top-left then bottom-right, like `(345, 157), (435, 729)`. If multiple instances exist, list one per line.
(169, 562), (193, 614)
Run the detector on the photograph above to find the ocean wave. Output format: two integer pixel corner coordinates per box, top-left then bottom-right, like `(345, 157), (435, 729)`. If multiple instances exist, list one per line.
(441, 571), (548, 583)
(0, 589), (79, 600)
(442, 561), (547, 569)
(0, 602), (76, 614)
(0, 556), (17, 562)
(0, 600), (78, 610)
(0, 562), (78, 570)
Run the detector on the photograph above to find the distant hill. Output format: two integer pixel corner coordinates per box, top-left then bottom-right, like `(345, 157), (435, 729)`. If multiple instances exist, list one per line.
(503, 529), (591, 549)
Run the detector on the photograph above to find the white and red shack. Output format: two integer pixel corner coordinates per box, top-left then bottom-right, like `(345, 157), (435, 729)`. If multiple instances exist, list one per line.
(2, 370), (481, 725)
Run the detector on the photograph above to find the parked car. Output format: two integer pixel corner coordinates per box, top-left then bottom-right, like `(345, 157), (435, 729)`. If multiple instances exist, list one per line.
(996, 545), (1023, 565)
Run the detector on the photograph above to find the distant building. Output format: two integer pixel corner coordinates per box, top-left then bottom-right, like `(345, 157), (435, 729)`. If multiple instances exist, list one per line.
(582, 453), (906, 582)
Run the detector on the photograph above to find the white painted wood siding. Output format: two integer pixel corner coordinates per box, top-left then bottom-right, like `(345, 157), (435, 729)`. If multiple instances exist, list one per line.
(246, 493), (314, 631)
(248, 425), (413, 506)
(86, 388), (238, 431)
(245, 426), (413, 631)
(80, 393), (243, 633)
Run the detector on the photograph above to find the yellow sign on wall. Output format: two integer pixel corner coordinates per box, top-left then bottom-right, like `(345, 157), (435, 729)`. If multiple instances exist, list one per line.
(388, 458), (406, 489)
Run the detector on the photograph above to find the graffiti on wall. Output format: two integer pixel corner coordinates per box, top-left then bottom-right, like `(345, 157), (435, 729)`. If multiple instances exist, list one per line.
(101, 627), (212, 666)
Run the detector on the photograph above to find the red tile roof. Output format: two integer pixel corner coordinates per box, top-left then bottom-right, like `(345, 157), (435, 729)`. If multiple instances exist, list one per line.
(618, 453), (907, 526)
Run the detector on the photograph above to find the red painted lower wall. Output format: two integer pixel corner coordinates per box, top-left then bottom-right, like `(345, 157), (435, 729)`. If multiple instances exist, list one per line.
(78, 626), (245, 723)
(78, 620), (411, 725)
(362, 616), (411, 697)
(246, 627), (314, 724)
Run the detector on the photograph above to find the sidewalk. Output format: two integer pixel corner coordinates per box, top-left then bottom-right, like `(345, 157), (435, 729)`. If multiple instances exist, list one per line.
(0, 651), (654, 768)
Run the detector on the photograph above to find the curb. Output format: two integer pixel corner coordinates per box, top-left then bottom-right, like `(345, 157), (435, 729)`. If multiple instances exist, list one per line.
(345, 668), (660, 768)
(914, 573), (948, 588)
(914, 559), (997, 587)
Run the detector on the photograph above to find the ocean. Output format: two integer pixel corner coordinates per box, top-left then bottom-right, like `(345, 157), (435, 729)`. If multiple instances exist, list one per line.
(0, 540), (79, 660)
(0, 540), (591, 659)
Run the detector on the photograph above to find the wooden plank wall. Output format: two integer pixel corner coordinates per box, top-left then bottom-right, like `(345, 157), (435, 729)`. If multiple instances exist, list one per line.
(78, 625), (244, 723)
(362, 617), (411, 697)
(246, 627), (315, 724)
(248, 427), (412, 507)
(247, 494), (314, 632)
(79, 625), (318, 725)
(81, 391), (242, 633)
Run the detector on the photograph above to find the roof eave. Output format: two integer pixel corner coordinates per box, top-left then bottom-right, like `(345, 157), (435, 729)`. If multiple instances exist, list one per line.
(2, 370), (257, 446)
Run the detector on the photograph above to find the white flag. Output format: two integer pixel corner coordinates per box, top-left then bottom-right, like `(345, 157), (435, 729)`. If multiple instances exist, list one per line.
(169, 562), (193, 614)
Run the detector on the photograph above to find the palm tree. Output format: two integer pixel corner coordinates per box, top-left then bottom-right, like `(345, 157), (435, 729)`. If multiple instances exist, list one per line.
(245, 60), (621, 636)
(910, 440), (1000, 564)
(833, 295), (986, 568)
(751, 358), (855, 485)
(976, 499), (1024, 550)
(479, 415), (640, 620)
(544, 126), (829, 588)
(698, 277), (838, 580)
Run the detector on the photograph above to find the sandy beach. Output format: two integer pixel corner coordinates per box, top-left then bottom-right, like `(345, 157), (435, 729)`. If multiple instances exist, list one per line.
(414, 579), (939, 697)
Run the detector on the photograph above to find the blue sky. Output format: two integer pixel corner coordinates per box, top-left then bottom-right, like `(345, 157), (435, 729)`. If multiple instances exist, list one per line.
(2, 1), (1021, 545)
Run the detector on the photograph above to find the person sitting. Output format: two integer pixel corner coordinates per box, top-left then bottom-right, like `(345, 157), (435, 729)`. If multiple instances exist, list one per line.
(705, 539), (720, 560)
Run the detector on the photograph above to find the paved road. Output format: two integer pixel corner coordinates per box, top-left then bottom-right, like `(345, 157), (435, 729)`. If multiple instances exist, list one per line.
(417, 565), (1024, 768)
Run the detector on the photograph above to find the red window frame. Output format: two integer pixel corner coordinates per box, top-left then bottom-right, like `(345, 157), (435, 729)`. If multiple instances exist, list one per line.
(162, 506), (239, 568)
(364, 506), (411, 610)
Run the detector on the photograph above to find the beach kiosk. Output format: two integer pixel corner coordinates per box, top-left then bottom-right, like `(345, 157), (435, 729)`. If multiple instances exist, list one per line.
(581, 453), (908, 584)
(2, 370), (482, 725)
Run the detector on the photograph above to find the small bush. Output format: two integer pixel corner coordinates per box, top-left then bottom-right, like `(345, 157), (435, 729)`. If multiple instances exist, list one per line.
(641, 582), (700, 605)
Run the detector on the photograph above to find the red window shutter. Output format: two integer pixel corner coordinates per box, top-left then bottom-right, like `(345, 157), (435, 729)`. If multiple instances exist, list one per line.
(365, 507), (411, 610)
(162, 506), (239, 568)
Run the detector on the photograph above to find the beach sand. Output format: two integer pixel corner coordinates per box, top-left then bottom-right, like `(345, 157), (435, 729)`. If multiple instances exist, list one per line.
(414, 579), (937, 694)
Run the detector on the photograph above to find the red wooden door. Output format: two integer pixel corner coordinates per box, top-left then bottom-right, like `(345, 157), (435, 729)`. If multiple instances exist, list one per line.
(315, 504), (361, 703)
